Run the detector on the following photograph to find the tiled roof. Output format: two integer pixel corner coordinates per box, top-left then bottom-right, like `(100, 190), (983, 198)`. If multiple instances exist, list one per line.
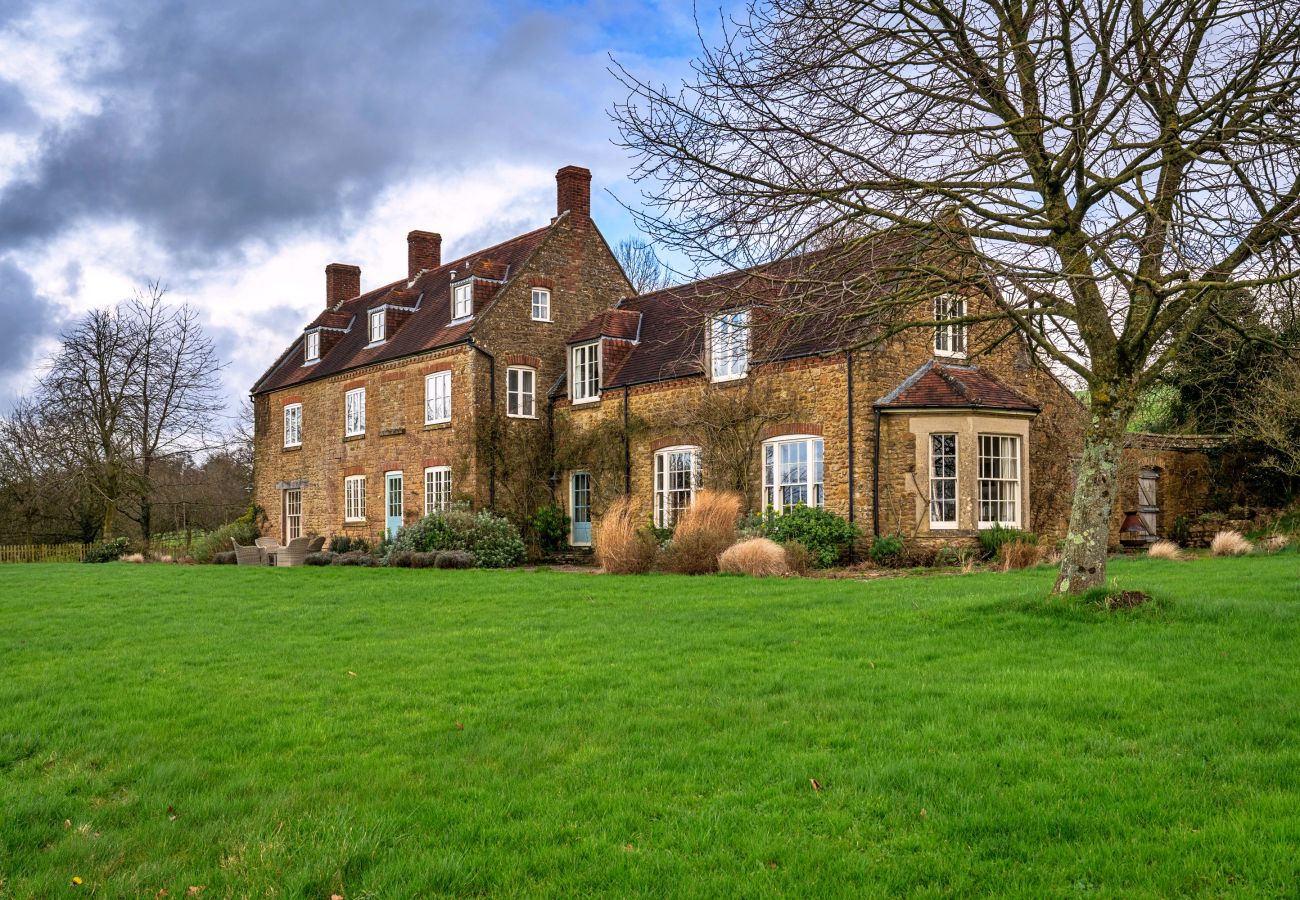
(567, 309), (642, 343)
(583, 229), (931, 389)
(252, 225), (551, 394)
(875, 360), (1039, 412)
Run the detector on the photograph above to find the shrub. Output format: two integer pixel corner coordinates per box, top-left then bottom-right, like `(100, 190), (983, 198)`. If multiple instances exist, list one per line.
(762, 505), (857, 568)
(434, 550), (476, 569)
(466, 512), (527, 568)
(386, 509), (525, 568)
(329, 535), (371, 555)
(530, 505), (571, 555)
(595, 495), (658, 575)
(868, 534), (905, 567)
(998, 539), (1042, 571)
(661, 490), (741, 575)
(718, 538), (787, 576)
(83, 537), (130, 564)
(190, 520), (258, 563)
(304, 551), (335, 566)
(1168, 515), (1192, 546)
(386, 550), (415, 568)
(934, 544), (977, 569)
(782, 541), (812, 576)
(1210, 530), (1252, 557)
(212, 550), (237, 565)
(1262, 534), (1291, 554)
(1147, 539), (1183, 560)
(332, 551), (379, 567)
(977, 525), (1037, 560)
(410, 552), (438, 569)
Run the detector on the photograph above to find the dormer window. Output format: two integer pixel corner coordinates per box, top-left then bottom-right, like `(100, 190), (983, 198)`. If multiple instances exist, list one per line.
(452, 280), (473, 320)
(531, 288), (551, 322)
(571, 342), (600, 404)
(368, 309), (386, 344)
(304, 331), (320, 363)
(934, 295), (967, 357)
(709, 308), (750, 382)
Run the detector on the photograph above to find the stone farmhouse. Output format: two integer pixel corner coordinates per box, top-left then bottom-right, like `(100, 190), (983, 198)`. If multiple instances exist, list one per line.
(252, 165), (1096, 553)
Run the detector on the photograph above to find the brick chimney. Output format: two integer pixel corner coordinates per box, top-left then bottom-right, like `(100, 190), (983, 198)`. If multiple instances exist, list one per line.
(556, 165), (591, 222)
(407, 230), (442, 278)
(325, 263), (361, 308)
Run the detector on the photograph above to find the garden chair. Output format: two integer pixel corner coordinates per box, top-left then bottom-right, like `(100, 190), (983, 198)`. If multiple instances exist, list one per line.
(275, 535), (315, 567)
(231, 539), (265, 566)
(308, 535), (326, 554)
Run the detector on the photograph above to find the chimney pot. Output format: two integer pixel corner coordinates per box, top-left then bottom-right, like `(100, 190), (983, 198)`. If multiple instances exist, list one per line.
(407, 230), (442, 279)
(556, 165), (592, 222)
(325, 263), (361, 308)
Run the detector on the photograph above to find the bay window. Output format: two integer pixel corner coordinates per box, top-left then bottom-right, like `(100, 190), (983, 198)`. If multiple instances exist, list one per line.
(929, 433), (957, 528)
(978, 434), (1020, 527)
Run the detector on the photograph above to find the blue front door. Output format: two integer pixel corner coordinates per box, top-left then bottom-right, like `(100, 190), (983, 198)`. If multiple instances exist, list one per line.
(571, 472), (592, 546)
(385, 471), (404, 539)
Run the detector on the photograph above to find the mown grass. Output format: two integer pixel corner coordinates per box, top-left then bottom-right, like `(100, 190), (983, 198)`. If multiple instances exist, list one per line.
(2, 556), (1299, 897)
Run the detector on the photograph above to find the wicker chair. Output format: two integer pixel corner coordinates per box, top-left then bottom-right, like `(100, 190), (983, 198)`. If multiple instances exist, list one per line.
(275, 535), (316, 567)
(231, 539), (264, 566)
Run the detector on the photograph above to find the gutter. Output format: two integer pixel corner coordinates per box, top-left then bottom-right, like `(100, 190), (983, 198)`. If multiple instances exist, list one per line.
(623, 385), (631, 493)
(872, 408), (881, 538)
(468, 338), (497, 507)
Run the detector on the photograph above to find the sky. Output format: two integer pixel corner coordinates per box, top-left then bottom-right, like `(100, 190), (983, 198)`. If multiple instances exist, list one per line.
(0, 0), (713, 422)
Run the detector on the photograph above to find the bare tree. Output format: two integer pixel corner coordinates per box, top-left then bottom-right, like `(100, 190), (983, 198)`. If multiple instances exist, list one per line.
(615, 237), (672, 294)
(614, 0), (1300, 593)
(36, 283), (224, 543)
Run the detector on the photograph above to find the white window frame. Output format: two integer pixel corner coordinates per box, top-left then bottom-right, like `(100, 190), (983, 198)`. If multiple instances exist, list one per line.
(978, 434), (1021, 528)
(344, 387), (366, 437)
(304, 331), (320, 363)
(368, 309), (386, 344)
(283, 488), (302, 542)
(929, 433), (958, 529)
(934, 295), (968, 358)
(571, 341), (601, 404)
(424, 371), (451, 425)
(282, 403), (302, 449)
(507, 366), (537, 418)
(654, 445), (702, 528)
(531, 288), (551, 322)
(344, 474), (366, 522)
(762, 435), (824, 514)
(452, 280), (473, 320)
(424, 466), (452, 514)
(710, 308), (750, 382)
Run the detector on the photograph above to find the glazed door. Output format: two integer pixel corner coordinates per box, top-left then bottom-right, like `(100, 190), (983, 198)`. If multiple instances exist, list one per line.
(385, 471), (404, 539)
(571, 472), (592, 546)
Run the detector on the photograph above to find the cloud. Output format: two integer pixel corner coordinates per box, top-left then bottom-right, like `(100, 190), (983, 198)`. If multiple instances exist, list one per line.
(0, 257), (59, 384)
(0, 0), (705, 414)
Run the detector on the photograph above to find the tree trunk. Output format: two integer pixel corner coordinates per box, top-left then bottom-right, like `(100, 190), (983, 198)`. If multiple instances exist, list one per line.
(1052, 393), (1133, 595)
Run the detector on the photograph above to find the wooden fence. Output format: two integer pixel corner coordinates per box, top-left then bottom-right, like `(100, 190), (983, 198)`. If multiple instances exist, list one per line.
(0, 543), (90, 563)
(0, 540), (194, 564)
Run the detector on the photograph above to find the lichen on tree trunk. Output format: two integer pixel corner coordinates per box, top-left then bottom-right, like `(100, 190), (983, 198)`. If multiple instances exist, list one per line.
(1053, 393), (1133, 596)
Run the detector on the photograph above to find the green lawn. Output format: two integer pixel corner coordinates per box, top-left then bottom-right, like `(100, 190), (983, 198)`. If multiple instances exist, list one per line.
(2, 558), (1299, 897)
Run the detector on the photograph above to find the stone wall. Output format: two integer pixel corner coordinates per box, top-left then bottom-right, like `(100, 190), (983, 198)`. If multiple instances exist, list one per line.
(251, 214), (632, 545)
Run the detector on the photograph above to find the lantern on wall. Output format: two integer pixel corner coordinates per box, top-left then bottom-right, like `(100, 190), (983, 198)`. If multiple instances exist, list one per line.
(1119, 510), (1153, 547)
